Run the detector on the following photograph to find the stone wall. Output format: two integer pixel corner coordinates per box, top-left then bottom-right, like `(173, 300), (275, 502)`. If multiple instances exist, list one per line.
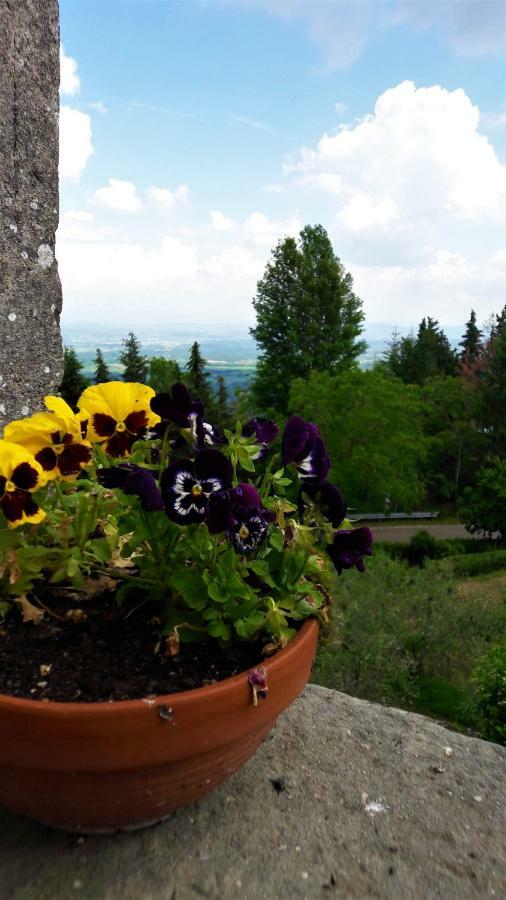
(0, 0), (63, 431)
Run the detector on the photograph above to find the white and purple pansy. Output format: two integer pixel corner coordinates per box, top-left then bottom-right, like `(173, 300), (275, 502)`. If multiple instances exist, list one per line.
(242, 417), (279, 461)
(150, 383), (204, 439)
(281, 415), (330, 483)
(207, 483), (276, 554)
(161, 449), (233, 525)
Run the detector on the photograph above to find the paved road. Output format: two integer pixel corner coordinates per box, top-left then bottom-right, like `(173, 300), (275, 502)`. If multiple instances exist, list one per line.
(370, 523), (476, 542)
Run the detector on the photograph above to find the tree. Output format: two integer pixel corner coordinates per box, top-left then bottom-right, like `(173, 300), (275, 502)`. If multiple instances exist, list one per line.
(460, 457), (506, 540)
(384, 318), (457, 384)
(185, 342), (213, 409)
(214, 375), (230, 429)
(147, 357), (181, 394)
(289, 369), (427, 511)
(251, 225), (365, 413)
(119, 332), (148, 382)
(59, 347), (89, 408)
(459, 309), (482, 366)
(93, 348), (110, 384)
(476, 305), (506, 455)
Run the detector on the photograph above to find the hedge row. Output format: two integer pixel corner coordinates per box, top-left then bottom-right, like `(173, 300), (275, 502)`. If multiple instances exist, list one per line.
(450, 550), (506, 578)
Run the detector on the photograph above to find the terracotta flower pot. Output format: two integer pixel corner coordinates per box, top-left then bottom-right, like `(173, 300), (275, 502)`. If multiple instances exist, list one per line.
(0, 618), (318, 832)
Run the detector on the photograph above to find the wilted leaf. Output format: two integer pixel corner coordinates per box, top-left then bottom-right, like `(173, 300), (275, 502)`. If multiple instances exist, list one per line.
(14, 596), (45, 624)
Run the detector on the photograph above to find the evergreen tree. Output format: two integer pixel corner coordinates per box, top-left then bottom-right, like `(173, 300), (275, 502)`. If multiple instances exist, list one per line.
(251, 224), (366, 413)
(59, 347), (89, 408)
(119, 332), (148, 382)
(384, 318), (457, 384)
(477, 305), (506, 454)
(459, 310), (482, 365)
(185, 342), (213, 408)
(147, 357), (181, 393)
(93, 348), (110, 384)
(215, 374), (230, 428)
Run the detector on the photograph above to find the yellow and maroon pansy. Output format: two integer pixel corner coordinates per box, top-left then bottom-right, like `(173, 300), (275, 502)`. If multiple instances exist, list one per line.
(0, 440), (47, 528)
(77, 382), (160, 458)
(4, 396), (92, 481)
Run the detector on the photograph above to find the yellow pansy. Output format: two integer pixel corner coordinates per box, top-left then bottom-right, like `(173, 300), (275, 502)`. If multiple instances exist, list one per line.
(0, 440), (46, 527)
(77, 382), (160, 457)
(4, 396), (92, 481)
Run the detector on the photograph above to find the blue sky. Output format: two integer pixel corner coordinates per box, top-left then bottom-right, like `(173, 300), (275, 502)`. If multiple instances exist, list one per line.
(57, 0), (505, 330)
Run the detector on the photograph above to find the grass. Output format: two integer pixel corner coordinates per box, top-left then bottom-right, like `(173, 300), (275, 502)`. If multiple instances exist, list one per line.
(311, 552), (506, 740)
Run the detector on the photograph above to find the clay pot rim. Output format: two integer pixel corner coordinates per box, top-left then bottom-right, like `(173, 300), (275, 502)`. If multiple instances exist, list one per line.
(0, 617), (318, 715)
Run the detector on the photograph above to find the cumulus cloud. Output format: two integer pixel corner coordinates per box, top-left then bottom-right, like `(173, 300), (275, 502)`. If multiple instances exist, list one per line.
(60, 46), (80, 96)
(210, 210), (235, 232)
(59, 105), (93, 181)
(242, 211), (302, 247)
(286, 82), (505, 229)
(92, 178), (143, 213)
(147, 184), (189, 211)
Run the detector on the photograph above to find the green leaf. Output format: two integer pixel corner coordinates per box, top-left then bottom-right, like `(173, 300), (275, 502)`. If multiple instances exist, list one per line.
(269, 529), (284, 552)
(235, 611), (265, 638)
(207, 619), (231, 640)
(170, 568), (207, 611)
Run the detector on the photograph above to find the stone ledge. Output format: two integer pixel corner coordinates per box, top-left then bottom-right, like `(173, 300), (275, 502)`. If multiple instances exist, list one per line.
(0, 684), (504, 899)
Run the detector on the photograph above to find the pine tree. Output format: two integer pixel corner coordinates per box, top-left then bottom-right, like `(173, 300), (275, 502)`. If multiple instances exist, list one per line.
(185, 342), (213, 408)
(93, 348), (110, 384)
(59, 347), (89, 408)
(384, 318), (456, 384)
(215, 374), (230, 428)
(251, 224), (365, 413)
(119, 332), (148, 382)
(459, 310), (482, 365)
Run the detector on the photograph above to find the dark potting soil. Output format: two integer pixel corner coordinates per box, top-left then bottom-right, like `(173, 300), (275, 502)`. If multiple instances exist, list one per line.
(0, 591), (268, 702)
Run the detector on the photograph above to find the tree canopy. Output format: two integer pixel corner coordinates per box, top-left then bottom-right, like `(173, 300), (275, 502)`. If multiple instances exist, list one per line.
(147, 357), (181, 394)
(93, 348), (110, 384)
(383, 317), (457, 384)
(251, 224), (365, 413)
(120, 332), (149, 382)
(59, 347), (89, 408)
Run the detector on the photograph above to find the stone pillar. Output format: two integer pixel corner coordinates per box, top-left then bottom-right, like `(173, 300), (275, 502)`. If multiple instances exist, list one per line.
(0, 0), (63, 431)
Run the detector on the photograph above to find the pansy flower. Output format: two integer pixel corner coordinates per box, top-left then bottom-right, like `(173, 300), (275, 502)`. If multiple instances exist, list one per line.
(281, 415), (330, 483)
(4, 396), (92, 481)
(243, 417), (279, 461)
(0, 440), (46, 527)
(151, 383), (223, 449)
(98, 463), (164, 512)
(161, 449), (233, 525)
(208, 483), (276, 554)
(302, 480), (347, 528)
(328, 527), (373, 575)
(78, 382), (160, 458)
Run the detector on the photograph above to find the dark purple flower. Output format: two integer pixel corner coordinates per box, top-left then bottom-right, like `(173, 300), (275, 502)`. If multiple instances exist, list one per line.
(303, 481), (347, 528)
(207, 482), (275, 553)
(328, 527), (373, 575)
(281, 415), (330, 482)
(194, 418), (225, 451)
(248, 666), (268, 704)
(98, 463), (164, 512)
(161, 449), (233, 525)
(243, 418), (279, 460)
(150, 383), (203, 436)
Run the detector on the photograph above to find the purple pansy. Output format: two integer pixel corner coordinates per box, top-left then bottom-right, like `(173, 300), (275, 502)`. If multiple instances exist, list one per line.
(243, 418), (279, 461)
(328, 527), (373, 575)
(303, 480), (347, 528)
(150, 383), (203, 437)
(97, 463), (164, 512)
(281, 415), (330, 483)
(161, 449), (233, 525)
(207, 482), (275, 554)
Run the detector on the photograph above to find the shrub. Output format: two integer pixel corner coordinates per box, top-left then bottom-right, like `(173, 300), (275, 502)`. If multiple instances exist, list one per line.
(450, 550), (506, 578)
(404, 530), (445, 567)
(470, 641), (506, 744)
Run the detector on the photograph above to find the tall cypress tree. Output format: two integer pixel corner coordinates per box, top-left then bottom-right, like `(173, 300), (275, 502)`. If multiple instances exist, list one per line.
(119, 332), (148, 382)
(251, 224), (365, 413)
(59, 347), (89, 408)
(459, 310), (482, 365)
(93, 348), (110, 384)
(185, 341), (213, 408)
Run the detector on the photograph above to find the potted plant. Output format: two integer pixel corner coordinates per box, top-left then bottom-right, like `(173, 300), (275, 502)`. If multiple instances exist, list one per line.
(0, 381), (372, 832)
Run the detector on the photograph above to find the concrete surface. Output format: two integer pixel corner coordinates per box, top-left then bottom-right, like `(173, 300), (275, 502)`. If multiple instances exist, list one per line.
(0, 0), (63, 430)
(372, 524), (481, 543)
(0, 685), (504, 899)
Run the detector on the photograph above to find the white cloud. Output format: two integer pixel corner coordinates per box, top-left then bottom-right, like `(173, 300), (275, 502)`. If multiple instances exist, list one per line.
(147, 184), (189, 212)
(59, 105), (93, 181)
(242, 211), (302, 247)
(57, 209), (105, 243)
(60, 46), (80, 96)
(210, 210), (235, 232)
(262, 183), (284, 194)
(89, 101), (108, 115)
(287, 82), (505, 226)
(335, 101), (347, 115)
(92, 178), (143, 213)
